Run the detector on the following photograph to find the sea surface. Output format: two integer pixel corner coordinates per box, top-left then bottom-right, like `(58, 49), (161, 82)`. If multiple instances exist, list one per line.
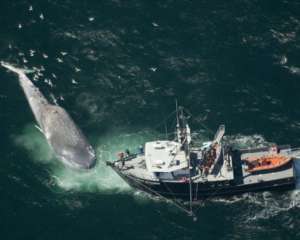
(1, 0), (300, 239)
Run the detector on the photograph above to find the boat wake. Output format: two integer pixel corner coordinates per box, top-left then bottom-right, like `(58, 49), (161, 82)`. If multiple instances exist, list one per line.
(12, 125), (300, 219)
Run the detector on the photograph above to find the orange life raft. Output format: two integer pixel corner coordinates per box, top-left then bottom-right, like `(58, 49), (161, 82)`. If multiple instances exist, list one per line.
(245, 154), (292, 173)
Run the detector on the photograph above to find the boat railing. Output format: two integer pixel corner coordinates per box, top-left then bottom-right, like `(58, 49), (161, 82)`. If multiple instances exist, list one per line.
(290, 147), (300, 158)
(239, 144), (291, 154)
(114, 153), (138, 163)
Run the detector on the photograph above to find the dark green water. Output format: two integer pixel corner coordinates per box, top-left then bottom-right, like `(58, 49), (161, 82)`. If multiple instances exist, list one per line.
(1, 0), (300, 239)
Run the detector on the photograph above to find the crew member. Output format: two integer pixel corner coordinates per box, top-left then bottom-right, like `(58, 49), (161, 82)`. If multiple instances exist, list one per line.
(118, 152), (125, 167)
(125, 149), (130, 157)
(138, 145), (144, 154)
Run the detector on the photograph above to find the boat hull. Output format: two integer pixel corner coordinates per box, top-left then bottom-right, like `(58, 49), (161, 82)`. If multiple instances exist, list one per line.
(110, 165), (296, 201)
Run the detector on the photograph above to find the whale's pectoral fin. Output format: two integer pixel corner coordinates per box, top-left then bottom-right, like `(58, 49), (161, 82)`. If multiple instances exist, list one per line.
(34, 124), (44, 134)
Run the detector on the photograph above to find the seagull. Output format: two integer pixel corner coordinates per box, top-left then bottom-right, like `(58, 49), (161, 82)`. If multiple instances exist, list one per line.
(56, 58), (63, 63)
(71, 79), (78, 84)
(150, 67), (157, 72)
(152, 22), (159, 27)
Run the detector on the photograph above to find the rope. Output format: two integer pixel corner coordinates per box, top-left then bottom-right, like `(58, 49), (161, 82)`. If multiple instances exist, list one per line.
(160, 180), (192, 215)
(183, 108), (215, 135)
(195, 182), (199, 201)
(152, 110), (177, 131)
(122, 171), (196, 217)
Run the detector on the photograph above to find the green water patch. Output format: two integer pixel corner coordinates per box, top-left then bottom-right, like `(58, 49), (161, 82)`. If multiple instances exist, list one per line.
(11, 123), (160, 194)
(13, 124), (56, 164)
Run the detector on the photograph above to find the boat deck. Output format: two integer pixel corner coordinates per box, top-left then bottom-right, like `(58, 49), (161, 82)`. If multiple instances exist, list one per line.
(193, 155), (234, 183)
(112, 146), (300, 185)
(114, 155), (158, 181)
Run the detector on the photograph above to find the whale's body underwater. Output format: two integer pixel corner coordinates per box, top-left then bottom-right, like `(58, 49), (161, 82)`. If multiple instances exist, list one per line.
(1, 62), (96, 169)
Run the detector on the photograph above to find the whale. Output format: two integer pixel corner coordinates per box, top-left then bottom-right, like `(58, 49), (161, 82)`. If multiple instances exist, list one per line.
(1, 62), (96, 169)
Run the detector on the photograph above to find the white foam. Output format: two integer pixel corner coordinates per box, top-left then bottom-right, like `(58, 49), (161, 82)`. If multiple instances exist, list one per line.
(224, 134), (269, 149)
(13, 124), (159, 195)
(14, 124), (55, 164)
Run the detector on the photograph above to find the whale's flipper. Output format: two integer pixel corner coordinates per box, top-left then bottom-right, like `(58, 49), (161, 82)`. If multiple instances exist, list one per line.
(34, 124), (44, 134)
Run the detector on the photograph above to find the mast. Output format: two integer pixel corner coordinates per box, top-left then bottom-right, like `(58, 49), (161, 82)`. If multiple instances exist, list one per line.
(174, 103), (195, 217)
(178, 106), (194, 216)
(185, 112), (193, 216)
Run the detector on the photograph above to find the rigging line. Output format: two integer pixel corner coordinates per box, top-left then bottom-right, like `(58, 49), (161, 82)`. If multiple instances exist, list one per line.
(152, 110), (177, 131)
(187, 140), (193, 215)
(198, 122), (215, 135)
(169, 117), (178, 141)
(193, 183), (228, 212)
(195, 181), (199, 201)
(160, 180), (190, 213)
(193, 199), (206, 213)
(124, 172), (195, 217)
(183, 107), (215, 135)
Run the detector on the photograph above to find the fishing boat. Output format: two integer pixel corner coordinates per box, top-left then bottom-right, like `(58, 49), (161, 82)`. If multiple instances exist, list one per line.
(106, 105), (300, 217)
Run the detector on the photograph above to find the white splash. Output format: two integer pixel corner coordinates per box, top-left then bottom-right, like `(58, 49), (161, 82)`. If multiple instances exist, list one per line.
(13, 124), (158, 194)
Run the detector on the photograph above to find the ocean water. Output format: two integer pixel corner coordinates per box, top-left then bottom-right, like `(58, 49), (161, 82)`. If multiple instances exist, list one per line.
(1, 0), (300, 239)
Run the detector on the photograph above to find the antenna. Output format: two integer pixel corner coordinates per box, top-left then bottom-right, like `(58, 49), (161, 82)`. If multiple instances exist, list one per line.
(175, 99), (179, 126)
(164, 120), (168, 140)
(175, 99), (180, 142)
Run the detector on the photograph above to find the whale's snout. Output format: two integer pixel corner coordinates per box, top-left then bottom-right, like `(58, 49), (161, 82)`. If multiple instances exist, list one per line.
(59, 146), (97, 170)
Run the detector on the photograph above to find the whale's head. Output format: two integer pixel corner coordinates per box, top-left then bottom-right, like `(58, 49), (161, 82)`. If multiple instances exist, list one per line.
(42, 105), (97, 170)
(59, 145), (97, 169)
